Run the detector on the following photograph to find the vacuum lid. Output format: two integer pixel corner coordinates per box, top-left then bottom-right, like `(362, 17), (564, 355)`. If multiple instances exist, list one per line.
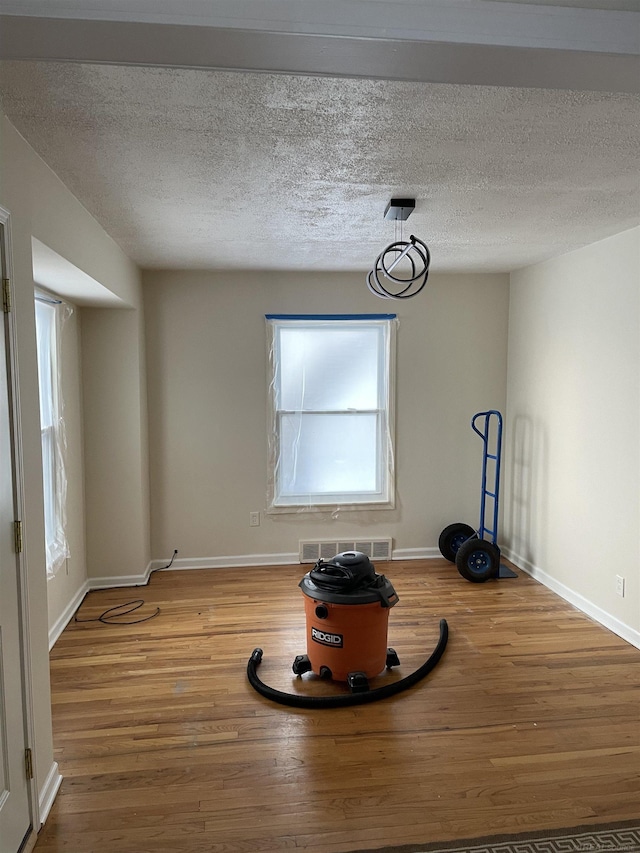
(328, 551), (376, 581)
(302, 551), (398, 607)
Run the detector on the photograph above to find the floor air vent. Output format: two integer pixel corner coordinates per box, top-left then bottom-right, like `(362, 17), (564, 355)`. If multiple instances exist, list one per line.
(299, 538), (393, 563)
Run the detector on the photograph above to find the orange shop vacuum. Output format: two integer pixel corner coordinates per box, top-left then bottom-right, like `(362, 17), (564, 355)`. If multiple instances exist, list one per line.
(247, 551), (449, 708)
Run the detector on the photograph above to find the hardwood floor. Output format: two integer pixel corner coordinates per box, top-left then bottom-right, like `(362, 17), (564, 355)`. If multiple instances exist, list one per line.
(36, 560), (640, 852)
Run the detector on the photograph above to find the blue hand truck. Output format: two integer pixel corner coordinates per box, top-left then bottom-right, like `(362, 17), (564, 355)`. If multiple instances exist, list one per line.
(438, 410), (517, 582)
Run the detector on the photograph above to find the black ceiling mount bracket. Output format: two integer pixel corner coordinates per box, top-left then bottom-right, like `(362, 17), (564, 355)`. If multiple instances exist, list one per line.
(384, 198), (415, 221)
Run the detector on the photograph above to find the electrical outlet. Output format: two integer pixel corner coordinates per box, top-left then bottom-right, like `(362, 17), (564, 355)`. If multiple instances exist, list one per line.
(615, 575), (625, 597)
(249, 511), (260, 527)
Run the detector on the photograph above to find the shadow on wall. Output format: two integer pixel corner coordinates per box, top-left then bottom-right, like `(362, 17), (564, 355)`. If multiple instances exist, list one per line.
(505, 414), (548, 570)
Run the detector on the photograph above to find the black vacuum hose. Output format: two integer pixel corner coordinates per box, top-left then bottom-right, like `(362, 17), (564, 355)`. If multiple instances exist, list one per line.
(247, 618), (448, 709)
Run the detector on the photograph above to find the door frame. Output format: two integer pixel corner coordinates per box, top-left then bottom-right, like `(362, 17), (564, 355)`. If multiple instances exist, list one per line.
(1, 206), (40, 843)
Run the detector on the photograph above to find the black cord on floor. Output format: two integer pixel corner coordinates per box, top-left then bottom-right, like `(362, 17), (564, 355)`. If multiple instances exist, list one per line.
(73, 549), (178, 626)
(74, 599), (160, 625)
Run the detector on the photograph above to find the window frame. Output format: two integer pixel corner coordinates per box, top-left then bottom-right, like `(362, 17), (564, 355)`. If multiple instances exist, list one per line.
(266, 314), (397, 513)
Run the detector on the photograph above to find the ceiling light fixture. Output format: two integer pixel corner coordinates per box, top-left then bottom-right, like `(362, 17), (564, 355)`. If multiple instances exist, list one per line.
(367, 198), (431, 300)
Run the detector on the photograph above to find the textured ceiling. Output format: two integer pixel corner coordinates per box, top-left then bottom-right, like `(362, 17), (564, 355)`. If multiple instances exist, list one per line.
(2, 60), (638, 273)
(1, 1), (639, 274)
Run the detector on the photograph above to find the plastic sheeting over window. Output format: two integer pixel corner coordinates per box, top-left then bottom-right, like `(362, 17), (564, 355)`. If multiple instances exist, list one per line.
(266, 314), (397, 513)
(35, 293), (71, 578)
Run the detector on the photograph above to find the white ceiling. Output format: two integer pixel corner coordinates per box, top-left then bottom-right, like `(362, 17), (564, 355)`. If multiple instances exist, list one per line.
(0, 0), (638, 274)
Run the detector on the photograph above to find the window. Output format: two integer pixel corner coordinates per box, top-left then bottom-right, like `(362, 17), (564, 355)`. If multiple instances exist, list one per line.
(267, 314), (396, 510)
(35, 293), (69, 577)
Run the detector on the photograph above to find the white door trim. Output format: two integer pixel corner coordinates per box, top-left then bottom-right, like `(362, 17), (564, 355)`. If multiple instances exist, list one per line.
(0, 206), (41, 833)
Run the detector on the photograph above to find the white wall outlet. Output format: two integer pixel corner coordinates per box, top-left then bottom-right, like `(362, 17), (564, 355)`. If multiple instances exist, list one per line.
(249, 511), (260, 527)
(615, 575), (625, 597)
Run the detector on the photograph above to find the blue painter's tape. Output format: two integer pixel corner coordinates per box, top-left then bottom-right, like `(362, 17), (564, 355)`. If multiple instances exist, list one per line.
(265, 314), (396, 320)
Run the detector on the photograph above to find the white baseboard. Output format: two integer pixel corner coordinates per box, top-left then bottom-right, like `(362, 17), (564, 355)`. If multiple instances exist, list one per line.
(88, 564), (154, 590)
(504, 548), (640, 650)
(38, 761), (62, 826)
(148, 549), (444, 571)
(148, 552), (298, 572)
(48, 582), (89, 650)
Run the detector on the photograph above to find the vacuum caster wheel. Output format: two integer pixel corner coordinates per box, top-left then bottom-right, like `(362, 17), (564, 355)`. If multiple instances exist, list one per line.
(386, 648), (400, 668)
(347, 672), (370, 694)
(292, 654), (312, 676)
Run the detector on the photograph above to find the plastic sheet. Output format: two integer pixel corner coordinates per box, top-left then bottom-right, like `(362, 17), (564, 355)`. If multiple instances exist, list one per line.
(266, 315), (397, 515)
(35, 292), (72, 578)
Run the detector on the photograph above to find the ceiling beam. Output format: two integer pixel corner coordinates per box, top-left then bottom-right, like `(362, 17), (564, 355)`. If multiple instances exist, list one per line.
(0, 15), (638, 93)
(0, 0), (638, 54)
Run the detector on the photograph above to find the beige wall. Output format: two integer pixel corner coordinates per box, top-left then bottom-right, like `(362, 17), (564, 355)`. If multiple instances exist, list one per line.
(143, 269), (510, 562)
(81, 305), (150, 581)
(45, 304), (88, 632)
(504, 227), (640, 641)
(0, 113), (149, 813)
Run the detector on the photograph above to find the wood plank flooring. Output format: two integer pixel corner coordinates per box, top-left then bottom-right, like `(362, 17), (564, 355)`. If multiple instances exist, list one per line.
(35, 560), (640, 852)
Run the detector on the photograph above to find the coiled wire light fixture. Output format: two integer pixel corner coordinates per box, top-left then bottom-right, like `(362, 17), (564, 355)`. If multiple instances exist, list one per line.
(367, 198), (431, 300)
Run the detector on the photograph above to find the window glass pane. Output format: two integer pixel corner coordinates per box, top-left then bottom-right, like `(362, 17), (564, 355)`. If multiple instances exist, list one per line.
(279, 412), (379, 497)
(279, 325), (381, 411)
(41, 426), (55, 551)
(35, 299), (55, 428)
